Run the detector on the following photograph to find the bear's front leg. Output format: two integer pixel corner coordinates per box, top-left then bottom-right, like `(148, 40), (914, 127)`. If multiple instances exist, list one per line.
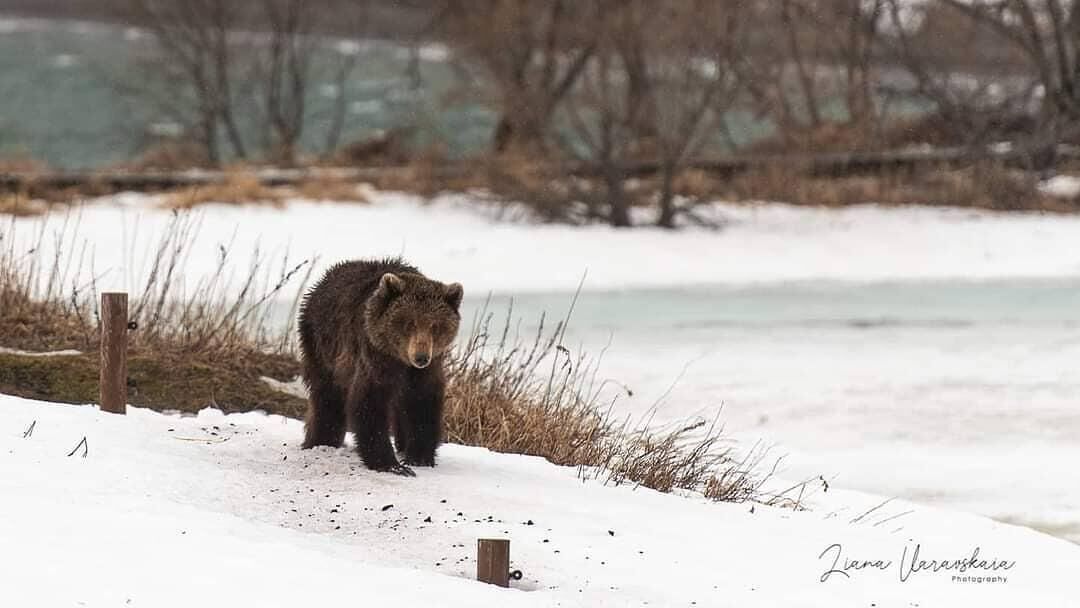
(399, 367), (444, 467)
(350, 379), (415, 477)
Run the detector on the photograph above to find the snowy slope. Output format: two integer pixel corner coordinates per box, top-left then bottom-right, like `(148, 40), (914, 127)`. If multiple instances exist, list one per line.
(3, 394), (1079, 607)
(8, 191), (1080, 295)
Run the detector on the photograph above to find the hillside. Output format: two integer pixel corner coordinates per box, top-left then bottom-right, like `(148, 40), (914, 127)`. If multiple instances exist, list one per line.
(3, 394), (1078, 607)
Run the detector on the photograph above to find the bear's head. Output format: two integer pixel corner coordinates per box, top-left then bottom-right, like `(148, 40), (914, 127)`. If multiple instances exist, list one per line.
(364, 272), (463, 368)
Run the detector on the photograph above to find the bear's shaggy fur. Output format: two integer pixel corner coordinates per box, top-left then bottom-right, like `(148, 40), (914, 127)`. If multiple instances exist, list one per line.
(298, 258), (463, 476)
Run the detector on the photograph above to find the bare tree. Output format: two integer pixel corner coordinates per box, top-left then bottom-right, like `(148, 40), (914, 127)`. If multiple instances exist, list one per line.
(560, 1), (745, 228)
(256, 0), (316, 165)
(734, 0), (888, 148)
(126, 0), (250, 165)
(434, 0), (599, 155)
(635, 1), (746, 228)
(873, 1), (1065, 168)
(321, 43), (361, 155)
(122, 0), (374, 166)
(892, 0), (1080, 165)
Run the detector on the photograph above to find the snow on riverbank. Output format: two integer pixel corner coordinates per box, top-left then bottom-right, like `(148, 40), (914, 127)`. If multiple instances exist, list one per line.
(7, 191), (1080, 295)
(3, 394), (1079, 607)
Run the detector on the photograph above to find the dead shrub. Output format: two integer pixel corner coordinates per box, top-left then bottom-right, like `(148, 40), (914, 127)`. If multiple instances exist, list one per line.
(446, 300), (779, 502)
(747, 122), (887, 155)
(364, 146), (467, 198)
(671, 169), (724, 201)
(744, 115), (973, 155)
(331, 128), (414, 167)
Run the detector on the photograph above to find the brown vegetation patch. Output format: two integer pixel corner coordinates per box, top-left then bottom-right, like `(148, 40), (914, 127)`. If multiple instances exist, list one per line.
(331, 129), (414, 167)
(122, 140), (212, 172)
(0, 351), (303, 417)
(444, 307), (776, 502)
(697, 162), (1069, 212)
(291, 174), (370, 203)
(158, 169), (371, 210)
(0, 193), (48, 217)
(0, 294), (90, 352)
(164, 170), (286, 209)
(746, 122), (889, 155)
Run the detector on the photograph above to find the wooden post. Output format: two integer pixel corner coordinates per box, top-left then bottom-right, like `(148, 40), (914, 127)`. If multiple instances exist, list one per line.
(477, 538), (510, 587)
(100, 292), (128, 415)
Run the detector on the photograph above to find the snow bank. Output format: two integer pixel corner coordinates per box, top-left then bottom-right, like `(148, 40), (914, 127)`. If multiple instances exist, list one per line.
(1039, 175), (1080, 198)
(0, 347), (82, 357)
(7, 191), (1080, 295)
(2, 395), (1078, 607)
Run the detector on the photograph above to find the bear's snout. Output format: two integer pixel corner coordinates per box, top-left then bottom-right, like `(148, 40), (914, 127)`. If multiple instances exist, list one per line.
(407, 334), (434, 368)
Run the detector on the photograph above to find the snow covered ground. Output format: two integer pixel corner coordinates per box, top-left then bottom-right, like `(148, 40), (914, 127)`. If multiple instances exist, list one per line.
(4, 394), (1079, 607)
(468, 281), (1080, 544)
(7, 191), (1080, 296)
(4, 191), (1080, 603)
(1039, 174), (1080, 199)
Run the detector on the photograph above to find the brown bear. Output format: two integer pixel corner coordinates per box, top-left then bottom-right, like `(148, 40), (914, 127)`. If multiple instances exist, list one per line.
(298, 258), (463, 476)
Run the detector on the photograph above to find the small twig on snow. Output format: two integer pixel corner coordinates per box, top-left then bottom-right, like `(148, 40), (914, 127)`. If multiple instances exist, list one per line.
(66, 436), (88, 458)
(851, 498), (893, 524)
(22, 420), (36, 439)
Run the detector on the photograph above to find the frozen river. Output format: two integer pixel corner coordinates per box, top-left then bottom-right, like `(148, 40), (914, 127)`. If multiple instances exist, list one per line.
(463, 280), (1080, 543)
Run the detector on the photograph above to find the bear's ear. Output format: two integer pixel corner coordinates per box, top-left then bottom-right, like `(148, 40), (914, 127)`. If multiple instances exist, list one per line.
(444, 282), (464, 310)
(377, 273), (404, 299)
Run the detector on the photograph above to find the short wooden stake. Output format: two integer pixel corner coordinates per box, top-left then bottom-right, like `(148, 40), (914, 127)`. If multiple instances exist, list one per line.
(100, 292), (128, 415)
(477, 538), (510, 587)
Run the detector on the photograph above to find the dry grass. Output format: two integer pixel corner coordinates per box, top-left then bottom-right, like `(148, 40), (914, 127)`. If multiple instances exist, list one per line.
(0, 210), (312, 412)
(7, 141), (1075, 221)
(0, 155), (80, 216)
(0, 210), (784, 504)
(445, 297), (779, 503)
(747, 121), (888, 155)
(162, 168), (371, 209)
(363, 147), (471, 198)
(0, 192), (48, 217)
(365, 150), (1076, 224)
(330, 128), (414, 167)
(744, 115), (967, 155)
(121, 140), (212, 172)
(670, 161), (1074, 212)
(164, 169), (286, 209)
(291, 174), (370, 203)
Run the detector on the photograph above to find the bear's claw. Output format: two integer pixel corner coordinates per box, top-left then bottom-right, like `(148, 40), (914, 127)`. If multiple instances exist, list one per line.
(388, 464), (416, 477)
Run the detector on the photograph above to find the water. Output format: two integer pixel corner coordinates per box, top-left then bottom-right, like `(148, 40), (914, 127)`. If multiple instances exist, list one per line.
(0, 18), (936, 169)
(460, 280), (1080, 542)
(0, 17), (496, 168)
(0, 17), (785, 169)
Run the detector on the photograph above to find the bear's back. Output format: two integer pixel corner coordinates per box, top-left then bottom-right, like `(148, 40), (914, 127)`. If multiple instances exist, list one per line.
(298, 257), (421, 366)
